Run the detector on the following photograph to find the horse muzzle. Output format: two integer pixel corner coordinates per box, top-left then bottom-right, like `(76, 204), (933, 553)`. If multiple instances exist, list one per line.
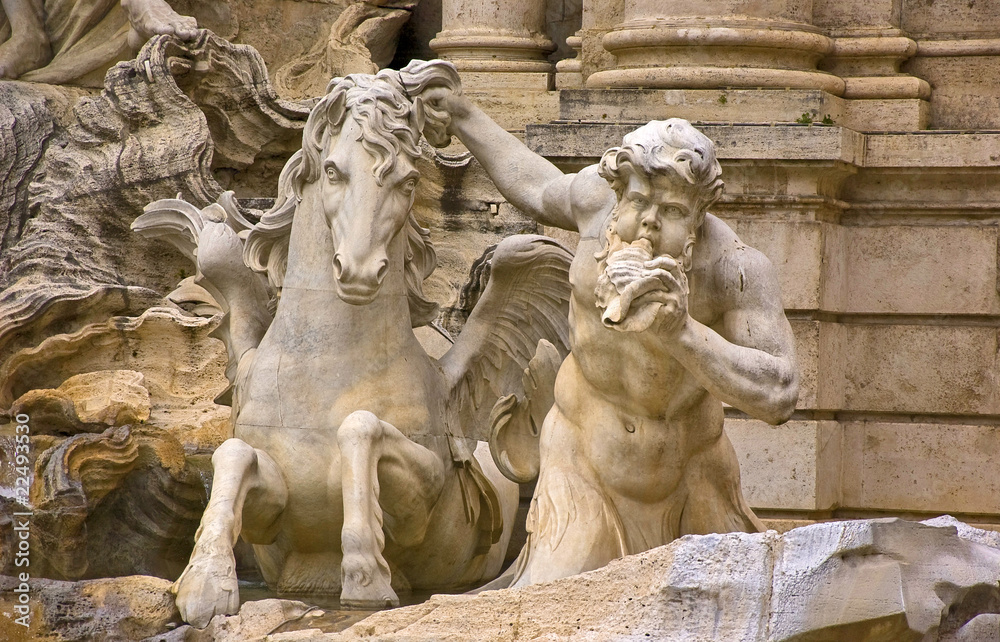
(332, 254), (389, 305)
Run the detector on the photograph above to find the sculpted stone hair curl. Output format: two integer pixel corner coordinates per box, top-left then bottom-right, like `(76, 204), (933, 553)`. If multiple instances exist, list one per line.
(598, 119), (724, 217)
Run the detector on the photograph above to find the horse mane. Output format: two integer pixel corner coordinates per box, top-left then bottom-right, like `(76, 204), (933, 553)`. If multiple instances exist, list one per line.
(244, 60), (460, 327)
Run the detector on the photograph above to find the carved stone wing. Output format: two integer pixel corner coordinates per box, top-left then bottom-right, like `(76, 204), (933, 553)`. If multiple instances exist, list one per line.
(132, 192), (272, 401)
(439, 234), (573, 475)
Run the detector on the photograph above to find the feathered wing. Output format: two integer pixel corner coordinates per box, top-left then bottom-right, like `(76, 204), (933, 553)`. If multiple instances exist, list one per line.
(439, 234), (574, 484)
(132, 191), (273, 407)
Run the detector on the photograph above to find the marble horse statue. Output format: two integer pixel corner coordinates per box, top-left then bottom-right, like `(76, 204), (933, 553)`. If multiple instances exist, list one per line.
(132, 60), (573, 627)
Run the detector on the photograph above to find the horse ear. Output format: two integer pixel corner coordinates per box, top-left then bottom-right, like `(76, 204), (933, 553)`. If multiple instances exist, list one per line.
(410, 96), (427, 136)
(325, 89), (347, 127)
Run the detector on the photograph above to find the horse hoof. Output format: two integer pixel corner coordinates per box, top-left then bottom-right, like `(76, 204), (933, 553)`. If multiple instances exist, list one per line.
(173, 548), (240, 628)
(341, 554), (399, 610)
(340, 593), (400, 610)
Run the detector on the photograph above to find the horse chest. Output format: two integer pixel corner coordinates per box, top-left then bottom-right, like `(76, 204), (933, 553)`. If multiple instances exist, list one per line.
(243, 329), (444, 435)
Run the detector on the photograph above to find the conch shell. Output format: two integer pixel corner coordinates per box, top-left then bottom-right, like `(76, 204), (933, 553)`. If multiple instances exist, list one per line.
(595, 238), (665, 332)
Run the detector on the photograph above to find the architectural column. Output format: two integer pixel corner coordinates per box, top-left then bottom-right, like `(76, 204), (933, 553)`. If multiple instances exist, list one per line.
(587, 0), (844, 94)
(554, 32), (583, 88)
(813, 0), (929, 101)
(430, 0), (555, 89)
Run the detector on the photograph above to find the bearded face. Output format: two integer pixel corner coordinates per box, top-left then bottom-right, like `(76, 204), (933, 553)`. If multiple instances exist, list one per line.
(599, 170), (702, 272)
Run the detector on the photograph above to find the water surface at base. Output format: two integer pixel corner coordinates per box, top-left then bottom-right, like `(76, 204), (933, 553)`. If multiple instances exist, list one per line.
(239, 583), (440, 610)
(238, 583), (452, 634)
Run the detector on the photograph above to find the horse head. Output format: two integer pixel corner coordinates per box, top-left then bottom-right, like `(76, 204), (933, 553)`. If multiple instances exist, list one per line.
(244, 60), (458, 323)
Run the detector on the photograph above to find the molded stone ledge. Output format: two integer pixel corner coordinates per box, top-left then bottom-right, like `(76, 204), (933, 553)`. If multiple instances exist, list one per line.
(557, 89), (844, 125)
(527, 123), (865, 164)
(864, 132), (1000, 168)
(842, 421), (1000, 514)
(554, 89), (927, 132)
(726, 419), (843, 511)
(843, 168), (1000, 212)
(528, 121), (1000, 170)
(842, 97), (930, 131)
(461, 89), (561, 131)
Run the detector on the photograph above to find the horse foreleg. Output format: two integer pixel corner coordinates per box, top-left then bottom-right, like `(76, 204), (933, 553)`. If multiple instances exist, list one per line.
(173, 438), (287, 628)
(337, 410), (445, 609)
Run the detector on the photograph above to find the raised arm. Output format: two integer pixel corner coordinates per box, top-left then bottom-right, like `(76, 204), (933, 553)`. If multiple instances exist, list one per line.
(663, 238), (799, 425)
(425, 90), (613, 235)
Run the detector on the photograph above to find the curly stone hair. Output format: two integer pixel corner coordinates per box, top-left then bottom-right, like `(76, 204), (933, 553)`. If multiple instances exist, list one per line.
(597, 118), (724, 220)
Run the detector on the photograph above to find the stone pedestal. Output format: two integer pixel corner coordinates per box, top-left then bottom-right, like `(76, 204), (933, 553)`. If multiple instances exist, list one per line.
(586, 0), (843, 93)
(554, 33), (583, 89)
(430, 0), (555, 89)
(822, 34), (929, 100)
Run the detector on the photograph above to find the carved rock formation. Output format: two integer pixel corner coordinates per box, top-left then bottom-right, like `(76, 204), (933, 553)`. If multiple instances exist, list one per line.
(274, 1), (417, 100)
(11, 370), (151, 435)
(0, 83), (56, 255)
(159, 598), (371, 641)
(0, 31), (309, 395)
(259, 518), (1000, 642)
(29, 424), (207, 581)
(1, 307), (230, 452)
(5, 519), (1000, 640)
(0, 575), (180, 641)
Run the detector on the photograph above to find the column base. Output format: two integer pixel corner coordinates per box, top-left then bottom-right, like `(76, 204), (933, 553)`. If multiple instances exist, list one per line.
(591, 21), (843, 95)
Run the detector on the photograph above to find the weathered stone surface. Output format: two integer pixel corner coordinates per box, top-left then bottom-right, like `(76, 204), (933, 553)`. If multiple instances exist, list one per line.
(725, 220), (826, 311)
(10, 370), (151, 435)
(0, 31), (308, 396)
(842, 225), (1000, 316)
(274, 1), (415, 100)
(265, 518), (1000, 642)
(727, 419), (842, 512)
(26, 424), (207, 581)
(0, 575), (179, 641)
(1, 307), (230, 452)
(841, 422), (1000, 514)
(770, 519), (1000, 641)
(151, 598), (370, 642)
(0, 83), (59, 255)
(840, 324), (1000, 415)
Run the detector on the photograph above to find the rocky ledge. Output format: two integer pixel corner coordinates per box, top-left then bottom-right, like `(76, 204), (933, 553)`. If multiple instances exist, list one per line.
(4, 516), (999, 641)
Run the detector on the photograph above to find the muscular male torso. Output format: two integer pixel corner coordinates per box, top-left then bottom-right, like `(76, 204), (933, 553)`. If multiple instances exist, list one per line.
(547, 213), (741, 503)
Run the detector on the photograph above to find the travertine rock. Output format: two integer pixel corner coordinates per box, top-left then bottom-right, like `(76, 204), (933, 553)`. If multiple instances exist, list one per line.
(10, 370), (151, 434)
(28, 424), (206, 581)
(0, 574), (179, 641)
(270, 518), (1000, 642)
(153, 598), (370, 642)
(274, 1), (415, 100)
(0, 31), (308, 397)
(0, 82), (57, 255)
(1, 307), (231, 452)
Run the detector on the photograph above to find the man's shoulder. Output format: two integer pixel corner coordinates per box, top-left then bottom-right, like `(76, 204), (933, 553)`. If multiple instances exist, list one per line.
(698, 214), (779, 295)
(567, 165), (616, 235)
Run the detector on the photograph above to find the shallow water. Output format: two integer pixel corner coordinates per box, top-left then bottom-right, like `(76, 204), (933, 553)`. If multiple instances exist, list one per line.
(237, 583), (457, 634)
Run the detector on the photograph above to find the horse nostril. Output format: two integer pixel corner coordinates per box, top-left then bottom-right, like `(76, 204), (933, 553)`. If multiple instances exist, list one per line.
(375, 260), (388, 284)
(332, 255), (343, 279)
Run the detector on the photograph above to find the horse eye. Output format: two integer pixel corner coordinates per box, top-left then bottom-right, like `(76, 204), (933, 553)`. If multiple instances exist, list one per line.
(400, 178), (417, 195)
(326, 166), (342, 182)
